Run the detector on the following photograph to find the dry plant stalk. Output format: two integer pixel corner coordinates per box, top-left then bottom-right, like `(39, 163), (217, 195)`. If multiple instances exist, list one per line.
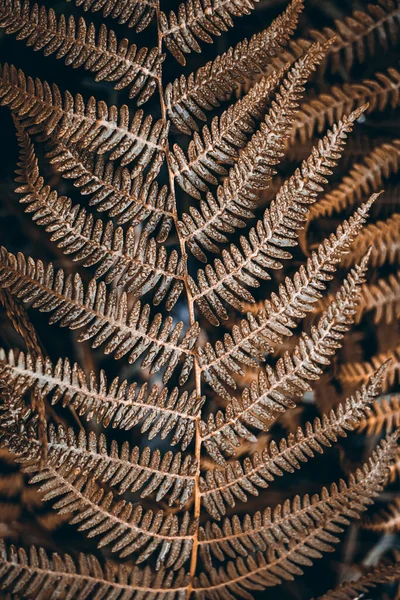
(0, 0), (399, 599)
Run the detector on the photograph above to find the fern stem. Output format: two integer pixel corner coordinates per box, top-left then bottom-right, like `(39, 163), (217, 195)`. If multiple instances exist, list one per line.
(155, 4), (202, 595)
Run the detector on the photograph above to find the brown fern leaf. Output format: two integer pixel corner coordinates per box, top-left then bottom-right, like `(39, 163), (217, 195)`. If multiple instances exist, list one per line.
(165, 0), (304, 133)
(299, 140), (400, 253)
(338, 345), (400, 391)
(342, 213), (400, 268)
(159, 0), (260, 66)
(187, 107), (365, 322)
(68, 0), (156, 32)
(179, 41), (332, 267)
(0, 348), (204, 450)
(3, 412), (197, 508)
(196, 433), (399, 594)
(199, 435), (397, 566)
(291, 68), (400, 145)
(356, 271), (400, 324)
(199, 199), (376, 397)
(170, 66), (284, 200)
(14, 126), (185, 309)
(201, 255), (373, 463)
(0, 0), (164, 104)
(45, 141), (175, 240)
(0, 289), (40, 358)
(4, 408), (196, 507)
(0, 410), (196, 570)
(359, 393), (400, 435)
(364, 497), (400, 533)
(0, 248), (198, 385)
(310, 0), (400, 74)
(316, 560), (400, 600)
(0, 63), (169, 174)
(0, 540), (189, 598)
(200, 367), (388, 518)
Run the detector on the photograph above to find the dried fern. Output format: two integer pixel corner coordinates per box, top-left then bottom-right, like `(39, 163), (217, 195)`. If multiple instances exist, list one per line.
(0, 0), (398, 598)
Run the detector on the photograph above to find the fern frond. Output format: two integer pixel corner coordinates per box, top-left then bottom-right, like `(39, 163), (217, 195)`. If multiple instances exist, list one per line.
(45, 141), (175, 239)
(338, 345), (400, 391)
(0, 421), (195, 569)
(291, 68), (400, 145)
(316, 560), (400, 600)
(164, 0), (303, 134)
(200, 368), (387, 518)
(0, 348), (203, 450)
(170, 67), (284, 200)
(356, 271), (400, 324)
(0, 248), (198, 384)
(180, 41), (330, 270)
(300, 140), (400, 252)
(199, 436), (397, 565)
(14, 127), (184, 309)
(0, 408), (197, 507)
(0, 64), (169, 173)
(359, 393), (400, 435)
(342, 213), (400, 268)
(160, 0), (260, 66)
(199, 199), (375, 396)
(0, 288), (40, 358)
(201, 255), (371, 463)
(0, 540), (188, 598)
(311, 0), (400, 75)
(364, 498), (400, 533)
(187, 108), (364, 322)
(0, 0), (163, 104)
(196, 433), (398, 595)
(68, 0), (156, 32)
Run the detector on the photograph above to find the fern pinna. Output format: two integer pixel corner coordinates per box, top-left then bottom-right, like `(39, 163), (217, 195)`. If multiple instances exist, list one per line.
(0, 0), (399, 598)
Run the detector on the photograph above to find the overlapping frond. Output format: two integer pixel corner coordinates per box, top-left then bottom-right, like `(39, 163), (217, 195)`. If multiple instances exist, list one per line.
(1, 406), (197, 507)
(300, 140), (400, 252)
(200, 368), (387, 518)
(0, 248), (198, 384)
(364, 497), (400, 533)
(199, 433), (397, 568)
(179, 41), (330, 270)
(170, 67), (284, 200)
(165, 0), (304, 134)
(338, 344), (400, 391)
(311, 0), (400, 75)
(316, 560), (400, 600)
(199, 199), (375, 397)
(291, 68), (400, 145)
(266, 0), (400, 78)
(160, 0), (260, 66)
(0, 63), (168, 173)
(0, 288), (40, 357)
(45, 141), (175, 239)
(201, 256), (371, 463)
(356, 271), (400, 324)
(342, 213), (400, 268)
(0, 540), (188, 599)
(187, 108), (364, 323)
(0, 414), (195, 570)
(0, 348), (203, 450)
(359, 393), (400, 435)
(14, 127), (184, 309)
(195, 433), (398, 597)
(0, 0), (163, 104)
